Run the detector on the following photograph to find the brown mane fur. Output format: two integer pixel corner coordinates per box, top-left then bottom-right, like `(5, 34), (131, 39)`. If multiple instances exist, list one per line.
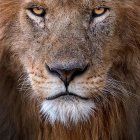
(0, 0), (140, 140)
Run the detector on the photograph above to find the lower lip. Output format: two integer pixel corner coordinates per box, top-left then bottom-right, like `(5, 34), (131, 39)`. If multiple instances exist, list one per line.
(46, 92), (89, 101)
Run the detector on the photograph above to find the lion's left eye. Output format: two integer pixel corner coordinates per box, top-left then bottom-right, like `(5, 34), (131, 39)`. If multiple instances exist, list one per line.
(92, 7), (109, 17)
(29, 7), (46, 17)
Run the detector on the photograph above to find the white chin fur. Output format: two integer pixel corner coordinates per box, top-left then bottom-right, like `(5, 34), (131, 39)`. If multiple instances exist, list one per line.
(40, 98), (96, 125)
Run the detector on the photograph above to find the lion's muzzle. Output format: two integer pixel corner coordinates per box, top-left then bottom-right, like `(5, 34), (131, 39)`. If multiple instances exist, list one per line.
(45, 62), (89, 100)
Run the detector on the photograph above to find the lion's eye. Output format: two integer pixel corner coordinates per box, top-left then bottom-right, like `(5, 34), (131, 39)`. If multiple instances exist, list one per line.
(29, 7), (46, 17)
(92, 7), (109, 17)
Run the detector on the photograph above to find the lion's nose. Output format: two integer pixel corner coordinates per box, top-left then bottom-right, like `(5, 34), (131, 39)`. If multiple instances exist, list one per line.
(46, 63), (88, 87)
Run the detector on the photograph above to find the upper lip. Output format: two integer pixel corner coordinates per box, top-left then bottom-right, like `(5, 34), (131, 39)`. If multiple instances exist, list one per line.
(46, 92), (89, 100)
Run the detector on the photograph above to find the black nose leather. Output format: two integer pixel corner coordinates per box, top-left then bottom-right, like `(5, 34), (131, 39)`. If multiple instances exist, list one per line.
(46, 63), (88, 87)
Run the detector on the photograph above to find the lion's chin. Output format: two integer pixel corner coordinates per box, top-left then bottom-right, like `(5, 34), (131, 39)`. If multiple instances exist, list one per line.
(40, 97), (96, 125)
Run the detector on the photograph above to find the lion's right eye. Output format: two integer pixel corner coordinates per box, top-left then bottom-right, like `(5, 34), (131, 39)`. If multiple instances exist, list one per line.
(92, 7), (109, 18)
(28, 7), (46, 17)
(26, 5), (47, 28)
(90, 6), (110, 24)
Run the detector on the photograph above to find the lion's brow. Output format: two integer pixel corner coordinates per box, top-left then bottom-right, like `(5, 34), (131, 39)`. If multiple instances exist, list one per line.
(26, 0), (94, 4)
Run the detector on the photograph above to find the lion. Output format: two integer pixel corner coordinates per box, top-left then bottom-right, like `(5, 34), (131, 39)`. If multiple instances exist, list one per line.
(0, 0), (140, 139)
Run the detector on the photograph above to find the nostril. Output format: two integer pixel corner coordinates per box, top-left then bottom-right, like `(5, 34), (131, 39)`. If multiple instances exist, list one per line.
(71, 65), (89, 79)
(45, 64), (61, 78)
(45, 63), (89, 86)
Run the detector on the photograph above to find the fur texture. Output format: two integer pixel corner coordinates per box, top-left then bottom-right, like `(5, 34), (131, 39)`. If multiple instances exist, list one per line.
(0, 0), (140, 140)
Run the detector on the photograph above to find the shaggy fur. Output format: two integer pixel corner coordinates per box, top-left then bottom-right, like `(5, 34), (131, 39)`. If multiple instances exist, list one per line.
(0, 0), (140, 140)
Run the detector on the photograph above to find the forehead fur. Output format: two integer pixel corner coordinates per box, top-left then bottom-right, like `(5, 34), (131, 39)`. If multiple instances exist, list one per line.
(23, 0), (112, 8)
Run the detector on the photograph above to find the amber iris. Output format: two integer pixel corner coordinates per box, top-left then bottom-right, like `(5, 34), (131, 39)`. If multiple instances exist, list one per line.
(93, 7), (108, 17)
(31, 7), (45, 17)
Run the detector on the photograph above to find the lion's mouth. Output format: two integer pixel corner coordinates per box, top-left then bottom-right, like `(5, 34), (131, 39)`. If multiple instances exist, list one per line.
(46, 92), (89, 100)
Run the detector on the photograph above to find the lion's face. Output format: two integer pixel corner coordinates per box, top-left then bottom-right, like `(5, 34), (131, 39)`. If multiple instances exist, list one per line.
(11, 0), (122, 124)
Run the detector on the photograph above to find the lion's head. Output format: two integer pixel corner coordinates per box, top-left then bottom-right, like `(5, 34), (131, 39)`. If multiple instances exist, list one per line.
(0, 0), (140, 130)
